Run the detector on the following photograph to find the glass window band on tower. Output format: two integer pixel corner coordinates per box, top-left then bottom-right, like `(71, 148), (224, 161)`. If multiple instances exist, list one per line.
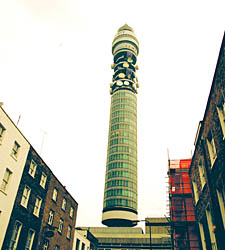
(102, 24), (139, 227)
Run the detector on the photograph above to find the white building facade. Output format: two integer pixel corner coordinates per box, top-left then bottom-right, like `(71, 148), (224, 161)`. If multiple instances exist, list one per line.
(0, 106), (30, 249)
(73, 229), (91, 250)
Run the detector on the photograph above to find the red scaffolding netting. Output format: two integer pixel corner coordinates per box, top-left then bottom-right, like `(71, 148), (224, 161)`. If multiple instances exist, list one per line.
(168, 159), (200, 250)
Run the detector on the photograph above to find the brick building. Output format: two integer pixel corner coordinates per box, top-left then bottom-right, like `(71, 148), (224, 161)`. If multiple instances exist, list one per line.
(1, 147), (49, 250)
(189, 32), (225, 250)
(36, 148), (78, 250)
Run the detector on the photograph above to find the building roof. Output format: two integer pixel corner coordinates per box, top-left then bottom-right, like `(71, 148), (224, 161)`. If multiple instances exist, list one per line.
(118, 24), (134, 32)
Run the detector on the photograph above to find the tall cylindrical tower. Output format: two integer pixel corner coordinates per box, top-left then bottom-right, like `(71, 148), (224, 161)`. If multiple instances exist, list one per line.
(102, 24), (139, 227)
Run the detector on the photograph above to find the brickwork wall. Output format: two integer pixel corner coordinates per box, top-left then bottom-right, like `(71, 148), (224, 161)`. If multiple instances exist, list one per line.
(190, 32), (225, 250)
(36, 148), (78, 250)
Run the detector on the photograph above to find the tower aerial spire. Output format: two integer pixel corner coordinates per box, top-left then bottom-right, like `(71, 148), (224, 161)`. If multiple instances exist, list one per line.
(102, 25), (139, 227)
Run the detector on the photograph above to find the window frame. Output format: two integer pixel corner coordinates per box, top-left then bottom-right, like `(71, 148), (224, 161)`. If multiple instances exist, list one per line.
(43, 239), (49, 250)
(40, 172), (47, 189)
(9, 220), (22, 250)
(0, 168), (12, 193)
(216, 93), (225, 138)
(62, 198), (67, 211)
(70, 206), (74, 218)
(206, 129), (217, 167)
(206, 206), (217, 249)
(216, 187), (225, 229)
(21, 185), (31, 208)
(192, 177), (199, 204)
(28, 160), (37, 178)
(48, 209), (54, 225)
(25, 229), (35, 250)
(75, 239), (80, 250)
(11, 141), (20, 158)
(66, 225), (72, 240)
(33, 196), (42, 217)
(58, 218), (64, 233)
(0, 123), (6, 142)
(198, 156), (206, 189)
(52, 188), (58, 202)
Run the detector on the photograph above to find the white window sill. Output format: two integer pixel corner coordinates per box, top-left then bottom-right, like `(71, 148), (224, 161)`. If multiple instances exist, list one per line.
(33, 213), (40, 218)
(210, 156), (217, 168)
(201, 183), (206, 191)
(20, 203), (28, 209)
(10, 153), (18, 161)
(0, 189), (7, 195)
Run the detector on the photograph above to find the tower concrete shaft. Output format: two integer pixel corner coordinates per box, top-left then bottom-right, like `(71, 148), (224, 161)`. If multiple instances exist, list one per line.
(102, 24), (139, 227)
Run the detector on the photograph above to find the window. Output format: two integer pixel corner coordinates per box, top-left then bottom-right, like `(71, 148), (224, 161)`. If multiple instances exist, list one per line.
(62, 198), (67, 211)
(0, 168), (12, 192)
(75, 239), (80, 250)
(217, 93), (225, 137)
(81, 243), (85, 250)
(28, 160), (37, 178)
(21, 185), (31, 208)
(48, 210), (54, 225)
(207, 129), (217, 166)
(25, 229), (35, 250)
(0, 123), (6, 142)
(40, 172), (47, 189)
(33, 196), (42, 217)
(67, 225), (72, 239)
(206, 206), (217, 249)
(52, 188), (58, 202)
(54, 246), (60, 250)
(9, 221), (22, 250)
(11, 141), (20, 158)
(198, 156), (206, 189)
(217, 187), (225, 228)
(198, 222), (207, 250)
(58, 218), (63, 233)
(43, 239), (49, 250)
(192, 178), (199, 204)
(70, 207), (74, 218)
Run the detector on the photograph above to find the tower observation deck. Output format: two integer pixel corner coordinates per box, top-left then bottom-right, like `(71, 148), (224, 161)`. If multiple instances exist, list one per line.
(102, 24), (139, 227)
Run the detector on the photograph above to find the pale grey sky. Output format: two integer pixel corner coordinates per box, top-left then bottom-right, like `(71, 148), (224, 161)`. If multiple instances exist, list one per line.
(0, 0), (224, 227)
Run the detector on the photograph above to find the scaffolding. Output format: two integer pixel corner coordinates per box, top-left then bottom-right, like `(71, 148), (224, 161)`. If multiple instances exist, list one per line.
(168, 159), (200, 250)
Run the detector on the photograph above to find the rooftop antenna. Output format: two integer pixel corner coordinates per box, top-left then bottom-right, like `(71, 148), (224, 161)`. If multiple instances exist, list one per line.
(167, 148), (170, 163)
(40, 129), (47, 156)
(17, 114), (21, 126)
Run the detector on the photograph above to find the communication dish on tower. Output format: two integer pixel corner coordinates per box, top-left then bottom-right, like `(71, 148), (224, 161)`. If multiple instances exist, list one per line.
(116, 80), (123, 86)
(123, 62), (129, 68)
(118, 73), (125, 78)
(124, 81), (129, 86)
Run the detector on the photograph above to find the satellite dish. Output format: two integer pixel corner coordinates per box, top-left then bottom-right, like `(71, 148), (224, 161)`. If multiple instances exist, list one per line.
(110, 82), (113, 87)
(128, 58), (133, 63)
(118, 73), (125, 78)
(136, 82), (140, 88)
(117, 80), (123, 86)
(123, 62), (129, 68)
(124, 81), (129, 86)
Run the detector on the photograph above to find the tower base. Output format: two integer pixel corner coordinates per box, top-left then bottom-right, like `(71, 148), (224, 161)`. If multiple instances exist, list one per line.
(102, 209), (137, 227)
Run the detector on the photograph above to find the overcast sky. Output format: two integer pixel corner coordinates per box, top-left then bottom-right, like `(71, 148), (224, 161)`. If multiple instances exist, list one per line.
(0, 0), (224, 227)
